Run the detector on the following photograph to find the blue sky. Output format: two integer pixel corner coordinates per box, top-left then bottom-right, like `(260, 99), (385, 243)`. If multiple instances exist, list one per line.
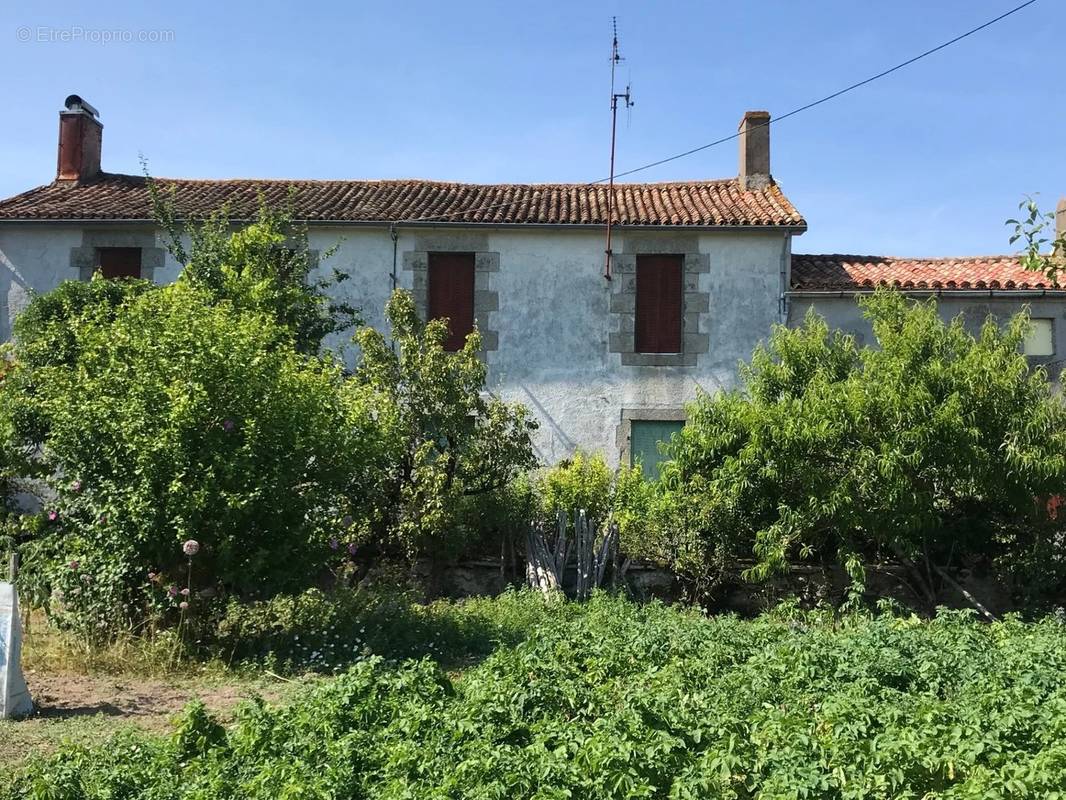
(1, 0), (1062, 256)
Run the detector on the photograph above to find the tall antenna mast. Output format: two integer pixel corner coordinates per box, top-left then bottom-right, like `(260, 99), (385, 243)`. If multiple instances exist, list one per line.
(603, 16), (634, 280)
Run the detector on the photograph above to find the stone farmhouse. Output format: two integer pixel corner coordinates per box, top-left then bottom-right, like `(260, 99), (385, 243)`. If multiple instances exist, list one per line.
(0, 96), (1061, 476)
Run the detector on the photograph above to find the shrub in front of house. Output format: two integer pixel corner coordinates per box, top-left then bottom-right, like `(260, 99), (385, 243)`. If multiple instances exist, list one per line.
(536, 451), (665, 562)
(660, 288), (1066, 606)
(348, 289), (538, 559)
(8, 279), (372, 636)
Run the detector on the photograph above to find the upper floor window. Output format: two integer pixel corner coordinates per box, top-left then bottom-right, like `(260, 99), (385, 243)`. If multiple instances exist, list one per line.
(428, 252), (475, 351)
(96, 247), (142, 279)
(635, 254), (683, 353)
(1024, 318), (1055, 357)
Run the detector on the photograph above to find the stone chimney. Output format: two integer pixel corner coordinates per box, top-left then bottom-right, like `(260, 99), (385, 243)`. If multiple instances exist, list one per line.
(56, 95), (102, 182)
(738, 110), (771, 190)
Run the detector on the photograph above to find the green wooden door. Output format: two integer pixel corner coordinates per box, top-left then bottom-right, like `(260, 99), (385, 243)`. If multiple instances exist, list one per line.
(630, 419), (684, 481)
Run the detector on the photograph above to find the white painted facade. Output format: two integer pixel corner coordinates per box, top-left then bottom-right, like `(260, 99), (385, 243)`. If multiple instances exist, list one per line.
(0, 222), (792, 467)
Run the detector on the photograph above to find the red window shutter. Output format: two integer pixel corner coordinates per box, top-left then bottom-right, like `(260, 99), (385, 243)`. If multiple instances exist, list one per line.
(97, 247), (142, 279)
(634, 254), (683, 353)
(428, 252), (475, 351)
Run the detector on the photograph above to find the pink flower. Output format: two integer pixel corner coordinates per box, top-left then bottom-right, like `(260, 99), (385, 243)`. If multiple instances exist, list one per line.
(147, 571), (157, 581)
(179, 601), (189, 610)
(182, 540), (200, 557)
(180, 587), (190, 596)
(47, 510), (58, 522)
(68, 560), (79, 570)
(347, 542), (358, 556)
(167, 585), (178, 598)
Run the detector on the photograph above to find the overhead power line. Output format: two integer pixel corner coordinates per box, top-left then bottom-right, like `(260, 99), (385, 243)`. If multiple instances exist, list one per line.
(598, 0), (1039, 183)
(401, 0), (1040, 223)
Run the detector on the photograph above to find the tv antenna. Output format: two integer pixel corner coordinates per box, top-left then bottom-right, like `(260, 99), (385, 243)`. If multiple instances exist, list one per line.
(603, 17), (634, 280)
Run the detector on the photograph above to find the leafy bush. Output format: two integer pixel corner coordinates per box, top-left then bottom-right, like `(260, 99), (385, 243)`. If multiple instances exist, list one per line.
(662, 289), (1066, 604)
(152, 187), (359, 353)
(538, 452), (661, 560)
(351, 290), (537, 556)
(10, 281), (369, 635)
(10, 594), (1066, 798)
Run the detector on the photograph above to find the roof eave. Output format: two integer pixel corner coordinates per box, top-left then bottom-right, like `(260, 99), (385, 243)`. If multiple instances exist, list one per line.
(787, 288), (1064, 297)
(0, 217), (808, 233)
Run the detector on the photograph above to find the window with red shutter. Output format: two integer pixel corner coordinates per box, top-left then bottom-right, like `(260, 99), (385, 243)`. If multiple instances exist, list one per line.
(428, 252), (475, 352)
(634, 254), (683, 353)
(96, 247), (142, 280)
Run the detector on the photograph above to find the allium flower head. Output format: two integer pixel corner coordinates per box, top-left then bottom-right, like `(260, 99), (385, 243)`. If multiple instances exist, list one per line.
(179, 601), (189, 610)
(180, 587), (190, 596)
(47, 510), (58, 522)
(347, 542), (358, 556)
(68, 560), (79, 570)
(182, 539), (200, 557)
(167, 585), (178, 598)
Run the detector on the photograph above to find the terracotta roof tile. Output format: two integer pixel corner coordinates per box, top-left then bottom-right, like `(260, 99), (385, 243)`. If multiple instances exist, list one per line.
(791, 254), (1054, 291)
(0, 173), (806, 228)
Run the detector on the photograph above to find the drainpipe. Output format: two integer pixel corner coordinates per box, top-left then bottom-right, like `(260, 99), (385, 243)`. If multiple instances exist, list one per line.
(778, 233), (790, 325)
(389, 223), (399, 354)
(389, 223), (398, 292)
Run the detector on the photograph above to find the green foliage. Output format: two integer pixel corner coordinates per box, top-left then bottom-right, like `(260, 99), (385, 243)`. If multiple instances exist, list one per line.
(152, 184), (359, 353)
(9, 280), (368, 635)
(1006, 195), (1066, 286)
(212, 585), (563, 673)
(10, 277), (152, 371)
(10, 594), (1066, 798)
(662, 289), (1066, 603)
(538, 452), (662, 560)
(351, 289), (537, 555)
(540, 451), (613, 524)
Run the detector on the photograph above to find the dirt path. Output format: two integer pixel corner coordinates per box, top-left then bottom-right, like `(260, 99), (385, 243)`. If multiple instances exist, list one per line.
(1, 670), (304, 769)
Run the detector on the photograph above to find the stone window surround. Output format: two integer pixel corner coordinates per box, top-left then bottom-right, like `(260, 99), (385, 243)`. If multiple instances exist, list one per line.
(402, 232), (499, 353)
(608, 234), (711, 367)
(616, 407), (687, 468)
(70, 230), (166, 282)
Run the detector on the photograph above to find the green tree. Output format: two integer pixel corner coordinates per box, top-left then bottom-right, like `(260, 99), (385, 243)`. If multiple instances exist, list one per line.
(1007, 195), (1066, 286)
(9, 280), (367, 635)
(661, 289), (1066, 607)
(351, 290), (537, 555)
(151, 182), (359, 353)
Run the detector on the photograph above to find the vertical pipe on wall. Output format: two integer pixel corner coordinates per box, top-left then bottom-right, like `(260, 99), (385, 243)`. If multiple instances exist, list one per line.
(778, 232), (791, 325)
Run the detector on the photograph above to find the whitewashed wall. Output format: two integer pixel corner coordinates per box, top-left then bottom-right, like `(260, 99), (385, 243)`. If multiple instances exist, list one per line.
(0, 224), (791, 467)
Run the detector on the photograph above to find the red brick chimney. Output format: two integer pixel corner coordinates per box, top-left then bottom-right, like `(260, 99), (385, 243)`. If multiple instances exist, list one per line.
(738, 110), (771, 190)
(56, 95), (102, 182)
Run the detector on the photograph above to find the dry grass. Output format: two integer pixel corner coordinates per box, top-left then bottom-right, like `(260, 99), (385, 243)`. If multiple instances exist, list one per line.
(2, 612), (317, 771)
